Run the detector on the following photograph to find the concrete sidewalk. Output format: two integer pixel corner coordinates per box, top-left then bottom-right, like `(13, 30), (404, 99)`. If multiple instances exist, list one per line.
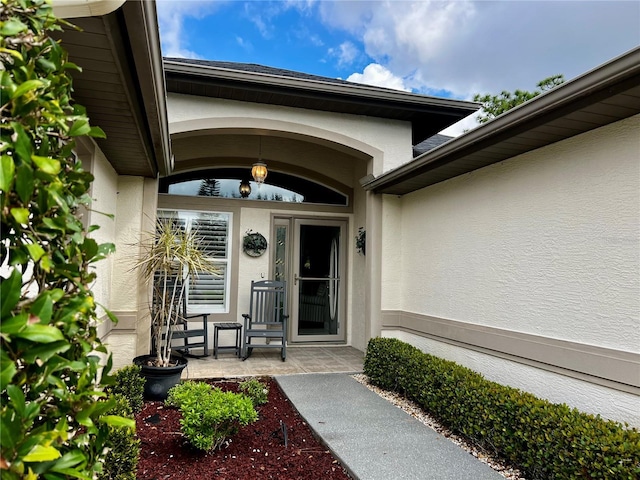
(275, 373), (503, 480)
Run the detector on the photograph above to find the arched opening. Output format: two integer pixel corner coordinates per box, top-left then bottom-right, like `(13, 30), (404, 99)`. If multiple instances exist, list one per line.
(160, 168), (349, 206)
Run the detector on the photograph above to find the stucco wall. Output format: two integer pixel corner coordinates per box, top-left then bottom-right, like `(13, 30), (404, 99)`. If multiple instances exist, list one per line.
(106, 176), (156, 368)
(167, 94), (412, 176)
(77, 139), (118, 339)
(396, 115), (639, 349)
(382, 114), (640, 425)
(380, 195), (403, 311)
(111, 177), (147, 312)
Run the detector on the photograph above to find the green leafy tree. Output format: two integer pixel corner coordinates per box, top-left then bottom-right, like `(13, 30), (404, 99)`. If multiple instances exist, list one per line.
(0, 0), (132, 478)
(473, 74), (565, 124)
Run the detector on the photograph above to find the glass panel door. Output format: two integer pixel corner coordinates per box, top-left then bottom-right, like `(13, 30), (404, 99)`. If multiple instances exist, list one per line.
(291, 219), (346, 342)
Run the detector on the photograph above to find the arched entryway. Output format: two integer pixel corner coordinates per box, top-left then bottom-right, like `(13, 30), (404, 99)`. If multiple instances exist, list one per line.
(159, 124), (377, 350)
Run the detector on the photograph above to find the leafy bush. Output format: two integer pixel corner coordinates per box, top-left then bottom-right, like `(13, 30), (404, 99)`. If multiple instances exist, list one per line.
(165, 380), (213, 408)
(239, 378), (269, 407)
(167, 381), (258, 451)
(105, 365), (145, 413)
(364, 337), (640, 480)
(98, 394), (140, 480)
(1, 1), (128, 478)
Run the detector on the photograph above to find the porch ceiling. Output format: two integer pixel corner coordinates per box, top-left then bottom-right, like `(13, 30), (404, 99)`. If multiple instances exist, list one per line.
(58, 2), (171, 177)
(364, 47), (640, 196)
(163, 59), (479, 145)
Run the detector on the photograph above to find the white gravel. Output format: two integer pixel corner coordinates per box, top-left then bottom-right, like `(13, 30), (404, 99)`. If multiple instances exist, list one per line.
(352, 374), (526, 480)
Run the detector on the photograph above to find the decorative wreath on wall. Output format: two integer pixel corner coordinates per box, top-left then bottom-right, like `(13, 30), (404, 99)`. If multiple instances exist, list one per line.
(243, 230), (268, 257)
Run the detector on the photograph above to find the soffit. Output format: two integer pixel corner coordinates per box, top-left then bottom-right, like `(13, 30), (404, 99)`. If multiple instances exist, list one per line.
(365, 48), (640, 196)
(163, 60), (479, 145)
(58, 2), (171, 177)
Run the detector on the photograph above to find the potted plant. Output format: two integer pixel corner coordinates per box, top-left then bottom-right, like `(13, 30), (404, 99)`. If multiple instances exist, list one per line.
(132, 217), (219, 399)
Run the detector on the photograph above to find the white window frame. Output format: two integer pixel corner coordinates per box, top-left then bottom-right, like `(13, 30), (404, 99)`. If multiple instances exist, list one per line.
(157, 208), (232, 314)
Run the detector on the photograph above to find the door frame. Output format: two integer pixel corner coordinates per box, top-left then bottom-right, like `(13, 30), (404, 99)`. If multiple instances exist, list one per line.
(272, 216), (348, 343)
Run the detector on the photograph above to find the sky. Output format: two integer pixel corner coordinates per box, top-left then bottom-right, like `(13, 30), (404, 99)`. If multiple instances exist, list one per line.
(156, 0), (640, 136)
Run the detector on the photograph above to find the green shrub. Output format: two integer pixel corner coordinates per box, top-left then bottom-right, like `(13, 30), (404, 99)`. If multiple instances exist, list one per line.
(98, 394), (140, 480)
(239, 378), (269, 407)
(1, 1), (127, 478)
(364, 337), (640, 480)
(105, 365), (145, 413)
(166, 380), (213, 408)
(167, 381), (258, 451)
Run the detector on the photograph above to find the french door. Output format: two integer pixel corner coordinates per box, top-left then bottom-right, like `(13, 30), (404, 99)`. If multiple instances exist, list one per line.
(273, 218), (346, 342)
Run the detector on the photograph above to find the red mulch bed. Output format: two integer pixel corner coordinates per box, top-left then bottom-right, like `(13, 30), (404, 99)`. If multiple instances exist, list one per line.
(135, 378), (352, 480)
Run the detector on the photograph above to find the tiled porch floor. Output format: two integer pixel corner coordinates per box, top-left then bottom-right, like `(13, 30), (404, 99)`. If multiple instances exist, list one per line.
(182, 346), (364, 380)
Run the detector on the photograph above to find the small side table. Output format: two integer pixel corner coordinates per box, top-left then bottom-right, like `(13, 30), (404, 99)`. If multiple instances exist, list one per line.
(213, 323), (242, 359)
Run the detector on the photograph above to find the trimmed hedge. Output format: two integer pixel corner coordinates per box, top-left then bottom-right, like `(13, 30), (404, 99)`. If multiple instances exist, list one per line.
(364, 337), (640, 479)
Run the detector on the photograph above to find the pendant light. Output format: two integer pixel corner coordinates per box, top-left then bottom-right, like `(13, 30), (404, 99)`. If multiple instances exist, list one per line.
(252, 137), (268, 184)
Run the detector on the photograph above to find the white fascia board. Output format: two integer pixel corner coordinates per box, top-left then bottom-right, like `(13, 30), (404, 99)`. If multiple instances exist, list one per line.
(52, 0), (126, 18)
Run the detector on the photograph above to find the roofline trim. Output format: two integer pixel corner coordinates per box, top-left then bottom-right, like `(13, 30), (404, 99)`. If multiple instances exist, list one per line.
(122, 1), (173, 177)
(363, 46), (640, 193)
(53, 0), (126, 18)
(163, 59), (479, 113)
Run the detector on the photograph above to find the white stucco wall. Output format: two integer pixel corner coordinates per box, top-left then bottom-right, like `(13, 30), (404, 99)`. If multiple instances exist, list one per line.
(394, 115), (639, 350)
(79, 140), (118, 335)
(111, 177), (147, 312)
(382, 115), (640, 425)
(167, 94), (412, 176)
(106, 176), (151, 368)
(237, 207), (273, 315)
(380, 195), (403, 311)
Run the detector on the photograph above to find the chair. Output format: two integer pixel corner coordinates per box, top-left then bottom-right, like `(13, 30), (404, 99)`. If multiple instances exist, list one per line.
(242, 280), (288, 361)
(151, 278), (209, 357)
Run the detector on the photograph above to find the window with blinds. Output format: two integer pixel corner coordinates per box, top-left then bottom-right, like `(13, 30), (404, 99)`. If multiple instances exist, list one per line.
(158, 209), (231, 313)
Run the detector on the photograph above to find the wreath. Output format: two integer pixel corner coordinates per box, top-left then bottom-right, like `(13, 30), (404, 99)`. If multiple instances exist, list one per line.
(243, 230), (268, 257)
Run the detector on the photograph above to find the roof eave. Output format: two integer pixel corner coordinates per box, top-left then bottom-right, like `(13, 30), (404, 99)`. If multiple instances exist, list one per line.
(364, 47), (640, 195)
(163, 60), (479, 113)
(121, 1), (173, 177)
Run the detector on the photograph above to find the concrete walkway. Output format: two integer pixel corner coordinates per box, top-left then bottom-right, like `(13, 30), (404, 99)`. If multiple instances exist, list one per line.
(276, 373), (503, 480)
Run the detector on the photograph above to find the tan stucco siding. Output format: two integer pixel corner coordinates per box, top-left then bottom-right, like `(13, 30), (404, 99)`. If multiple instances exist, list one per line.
(395, 114), (639, 350)
(167, 94), (412, 176)
(381, 114), (640, 426)
(76, 138), (118, 338)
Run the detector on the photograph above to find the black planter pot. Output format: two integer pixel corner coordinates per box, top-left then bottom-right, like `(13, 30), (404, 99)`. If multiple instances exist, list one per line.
(133, 355), (188, 401)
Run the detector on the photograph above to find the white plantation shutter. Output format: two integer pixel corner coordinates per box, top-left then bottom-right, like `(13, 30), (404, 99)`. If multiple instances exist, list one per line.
(158, 209), (231, 313)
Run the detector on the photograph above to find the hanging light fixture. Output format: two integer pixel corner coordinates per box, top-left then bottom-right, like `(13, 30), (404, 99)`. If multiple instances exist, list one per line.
(252, 136), (268, 184)
(239, 179), (251, 198)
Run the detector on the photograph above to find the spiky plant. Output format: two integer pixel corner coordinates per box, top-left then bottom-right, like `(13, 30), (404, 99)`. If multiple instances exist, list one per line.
(134, 217), (219, 367)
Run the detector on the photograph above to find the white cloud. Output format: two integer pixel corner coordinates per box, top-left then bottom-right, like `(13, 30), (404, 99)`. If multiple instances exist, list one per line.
(316, 1), (640, 99)
(156, 0), (222, 58)
(347, 63), (410, 92)
(328, 41), (360, 67)
(236, 36), (253, 52)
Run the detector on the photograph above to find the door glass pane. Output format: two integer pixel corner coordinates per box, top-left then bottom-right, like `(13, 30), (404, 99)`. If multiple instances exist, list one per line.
(274, 225), (288, 283)
(298, 225), (340, 336)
